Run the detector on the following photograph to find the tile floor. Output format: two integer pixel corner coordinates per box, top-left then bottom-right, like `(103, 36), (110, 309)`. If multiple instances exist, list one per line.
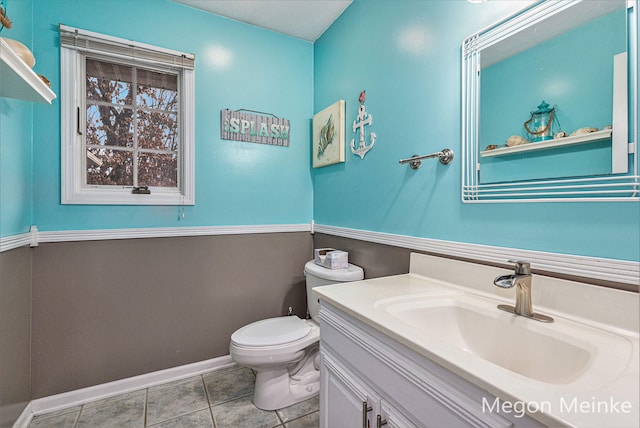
(28, 365), (319, 428)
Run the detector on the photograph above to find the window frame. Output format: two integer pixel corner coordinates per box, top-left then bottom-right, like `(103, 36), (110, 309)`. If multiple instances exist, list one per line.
(60, 26), (195, 205)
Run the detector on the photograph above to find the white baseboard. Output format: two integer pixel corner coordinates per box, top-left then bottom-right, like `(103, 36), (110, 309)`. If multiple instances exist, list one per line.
(24, 355), (233, 421)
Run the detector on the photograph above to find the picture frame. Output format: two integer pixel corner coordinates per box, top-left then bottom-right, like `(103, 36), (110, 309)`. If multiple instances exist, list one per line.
(312, 100), (345, 168)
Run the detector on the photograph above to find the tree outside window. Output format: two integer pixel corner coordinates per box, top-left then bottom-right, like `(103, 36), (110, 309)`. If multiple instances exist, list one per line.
(85, 58), (179, 189)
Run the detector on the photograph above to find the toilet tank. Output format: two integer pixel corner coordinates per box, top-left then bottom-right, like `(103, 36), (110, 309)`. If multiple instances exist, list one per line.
(304, 260), (364, 319)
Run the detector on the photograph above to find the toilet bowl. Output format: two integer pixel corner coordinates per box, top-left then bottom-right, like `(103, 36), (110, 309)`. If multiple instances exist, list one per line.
(229, 260), (364, 410)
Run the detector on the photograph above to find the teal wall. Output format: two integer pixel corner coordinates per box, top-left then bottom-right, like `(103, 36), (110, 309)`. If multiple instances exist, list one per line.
(2, 0), (639, 262)
(0, 0), (33, 237)
(29, 0), (313, 231)
(312, 0), (639, 262)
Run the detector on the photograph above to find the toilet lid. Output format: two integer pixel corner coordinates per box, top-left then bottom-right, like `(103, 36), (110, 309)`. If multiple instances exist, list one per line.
(231, 316), (311, 347)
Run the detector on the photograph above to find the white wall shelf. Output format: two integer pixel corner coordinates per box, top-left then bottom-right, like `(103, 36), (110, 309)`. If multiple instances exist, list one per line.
(0, 38), (56, 104)
(480, 129), (613, 158)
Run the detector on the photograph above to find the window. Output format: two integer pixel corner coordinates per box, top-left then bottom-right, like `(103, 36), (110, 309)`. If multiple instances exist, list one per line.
(60, 25), (194, 205)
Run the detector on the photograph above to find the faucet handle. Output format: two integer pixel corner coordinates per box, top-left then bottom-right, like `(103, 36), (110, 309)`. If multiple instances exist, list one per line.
(508, 260), (531, 275)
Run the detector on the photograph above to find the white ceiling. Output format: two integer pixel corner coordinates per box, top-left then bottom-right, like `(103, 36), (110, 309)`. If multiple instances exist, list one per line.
(173, 0), (353, 42)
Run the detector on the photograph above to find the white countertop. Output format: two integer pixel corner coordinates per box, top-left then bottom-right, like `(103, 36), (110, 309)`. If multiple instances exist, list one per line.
(313, 253), (639, 428)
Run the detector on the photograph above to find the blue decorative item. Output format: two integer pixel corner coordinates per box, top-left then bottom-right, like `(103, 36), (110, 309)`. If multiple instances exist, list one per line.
(524, 100), (558, 142)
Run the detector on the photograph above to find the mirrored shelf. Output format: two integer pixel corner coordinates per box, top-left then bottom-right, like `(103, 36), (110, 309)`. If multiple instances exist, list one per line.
(1, 38), (56, 104)
(480, 129), (613, 158)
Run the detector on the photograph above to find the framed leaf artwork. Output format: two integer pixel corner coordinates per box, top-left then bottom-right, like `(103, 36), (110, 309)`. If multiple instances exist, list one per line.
(312, 100), (345, 168)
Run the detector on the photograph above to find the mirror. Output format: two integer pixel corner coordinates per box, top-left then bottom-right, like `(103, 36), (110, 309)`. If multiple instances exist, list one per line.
(462, 0), (638, 202)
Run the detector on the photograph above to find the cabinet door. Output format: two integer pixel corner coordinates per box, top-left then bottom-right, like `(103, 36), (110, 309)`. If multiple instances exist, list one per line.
(320, 350), (379, 428)
(380, 400), (419, 428)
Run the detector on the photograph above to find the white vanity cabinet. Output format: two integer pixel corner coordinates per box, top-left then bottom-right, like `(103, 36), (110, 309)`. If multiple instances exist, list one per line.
(321, 350), (418, 428)
(320, 351), (380, 428)
(319, 301), (541, 428)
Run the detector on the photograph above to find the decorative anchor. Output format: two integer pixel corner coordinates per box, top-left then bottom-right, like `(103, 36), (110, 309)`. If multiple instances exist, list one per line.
(350, 90), (376, 159)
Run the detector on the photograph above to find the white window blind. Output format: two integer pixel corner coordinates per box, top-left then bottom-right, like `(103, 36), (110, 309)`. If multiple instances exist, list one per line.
(59, 24), (195, 70)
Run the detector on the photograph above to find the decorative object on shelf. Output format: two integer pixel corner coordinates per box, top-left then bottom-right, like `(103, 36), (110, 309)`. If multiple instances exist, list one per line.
(523, 100), (560, 142)
(399, 149), (454, 170)
(0, 37), (34, 67)
(485, 144), (498, 151)
(350, 90), (376, 159)
(505, 135), (529, 147)
(569, 126), (598, 137)
(312, 100), (345, 168)
(554, 131), (567, 139)
(37, 73), (50, 87)
(480, 128), (613, 158)
(221, 108), (290, 147)
(0, 0), (12, 31)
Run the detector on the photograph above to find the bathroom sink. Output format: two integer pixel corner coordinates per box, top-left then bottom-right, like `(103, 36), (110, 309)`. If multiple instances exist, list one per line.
(377, 294), (631, 385)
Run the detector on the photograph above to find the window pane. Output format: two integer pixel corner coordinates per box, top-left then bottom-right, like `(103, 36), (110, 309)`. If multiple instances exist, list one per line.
(86, 59), (132, 104)
(86, 148), (133, 186)
(86, 105), (134, 147)
(137, 152), (178, 187)
(137, 68), (178, 111)
(137, 111), (178, 150)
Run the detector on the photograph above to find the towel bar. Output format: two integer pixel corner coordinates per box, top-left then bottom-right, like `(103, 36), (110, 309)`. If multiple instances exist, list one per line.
(399, 148), (454, 169)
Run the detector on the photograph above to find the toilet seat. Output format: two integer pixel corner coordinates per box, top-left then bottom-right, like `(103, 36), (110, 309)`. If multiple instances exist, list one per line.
(231, 316), (312, 347)
(230, 317), (319, 367)
(228, 259), (363, 411)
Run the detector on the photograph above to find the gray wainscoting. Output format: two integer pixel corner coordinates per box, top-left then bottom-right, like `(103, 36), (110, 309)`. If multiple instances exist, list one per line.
(312, 233), (412, 279)
(0, 246), (32, 428)
(31, 232), (312, 398)
(7, 228), (630, 422)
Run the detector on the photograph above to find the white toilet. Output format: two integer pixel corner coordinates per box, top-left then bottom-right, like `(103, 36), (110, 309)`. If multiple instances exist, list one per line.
(229, 260), (364, 410)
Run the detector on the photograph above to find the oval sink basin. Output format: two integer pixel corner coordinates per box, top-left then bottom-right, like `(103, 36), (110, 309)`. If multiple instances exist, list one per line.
(377, 294), (631, 385)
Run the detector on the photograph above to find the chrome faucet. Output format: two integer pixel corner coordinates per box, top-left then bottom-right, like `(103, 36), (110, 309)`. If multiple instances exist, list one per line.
(494, 260), (553, 323)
